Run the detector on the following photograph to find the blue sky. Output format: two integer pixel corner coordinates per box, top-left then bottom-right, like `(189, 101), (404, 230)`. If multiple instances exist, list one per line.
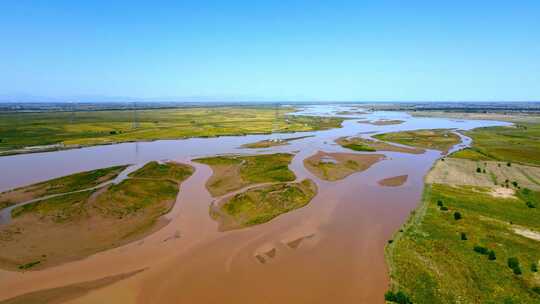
(1, 1), (539, 102)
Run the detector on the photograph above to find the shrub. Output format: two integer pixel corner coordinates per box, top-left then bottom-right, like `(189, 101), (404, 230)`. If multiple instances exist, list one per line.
(109, 130), (117, 135)
(512, 181), (518, 187)
(508, 257), (522, 275)
(437, 200), (443, 207)
(461, 232), (467, 240)
(526, 201), (536, 208)
(488, 250), (496, 260)
(440, 206), (448, 211)
(533, 287), (540, 295)
(482, 169), (486, 173)
(476, 167), (482, 173)
(474, 245), (488, 255)
(388, 239), (394, 244)
(531, 263), (538, 272)
(454, 212), (462, 220)
(507, 162), (512, 167)
(384, 291), (412, 304)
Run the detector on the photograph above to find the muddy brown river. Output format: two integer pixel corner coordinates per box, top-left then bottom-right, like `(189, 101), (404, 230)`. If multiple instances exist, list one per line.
(0, 106), (509, 303)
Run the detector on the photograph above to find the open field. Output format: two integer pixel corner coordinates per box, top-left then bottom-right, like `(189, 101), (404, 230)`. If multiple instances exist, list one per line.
(211, 179), (317, 230)
(0, 107), (343, 154)
(304, 151), (384, 181)
(193, 153), (295, 196)
(427, 158), (540, 191)
(386, 183), (540, 303)
(0, 165), (127, 210)
(451, 124), (540, 166)
(409, 110), (540, 124)
(0, 161), (193, 271)
(336, 136), (423, 154)
(241, 135), (313, 149)
(374, 129), (461, 153)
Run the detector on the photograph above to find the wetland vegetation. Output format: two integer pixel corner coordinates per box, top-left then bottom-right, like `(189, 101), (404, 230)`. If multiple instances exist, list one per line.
(336, 137), (423, 154)
(0, 161), (193, 271)
(194, 153), (296, 196)
(0, 165), (127, 211)
(211, 179), (317, 230)
(374, 129), (461, 153)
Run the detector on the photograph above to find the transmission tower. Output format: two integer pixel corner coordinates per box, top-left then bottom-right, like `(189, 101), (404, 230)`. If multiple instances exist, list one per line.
(132, 102), (139, 129)
(271, 103), (281, 142)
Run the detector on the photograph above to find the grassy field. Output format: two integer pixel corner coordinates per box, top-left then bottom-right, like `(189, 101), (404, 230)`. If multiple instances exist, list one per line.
(0, 107), (343, 153)
(304, 151), (384, 181)
(386, 183), (540, 303)
(336, 137), (423, 154)
(0, 165), (127, 210)
(194, 153), (296, 196)
(0, 161), (193, 271)
(374, 129), (461, 153)
(214, 179), (317, 229)
(451, 124), (540, 166)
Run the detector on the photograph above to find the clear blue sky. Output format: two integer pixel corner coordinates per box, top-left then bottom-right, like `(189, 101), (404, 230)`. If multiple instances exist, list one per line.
(1, 1), (539, 102)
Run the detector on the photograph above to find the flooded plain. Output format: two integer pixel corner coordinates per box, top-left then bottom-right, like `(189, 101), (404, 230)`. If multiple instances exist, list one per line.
(0, 106), (510, 303)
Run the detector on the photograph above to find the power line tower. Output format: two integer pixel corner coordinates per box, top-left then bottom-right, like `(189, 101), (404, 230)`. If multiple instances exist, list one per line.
(132, 102), (139, 129)
(69, 101), (76, 123)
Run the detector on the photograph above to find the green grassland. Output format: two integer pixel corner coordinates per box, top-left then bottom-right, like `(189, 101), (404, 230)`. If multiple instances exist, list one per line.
(128, 161), (194, 182)
(0, 107), (343, 153)
(0, 165), (127, 210)
(194, 153), (296, 196)
(451, 124), (540, 166)
(374, 129), (461, 153)
(386, 183), (540, 303)
(218, 179), (317, 227)
(336, 137), (423, 154)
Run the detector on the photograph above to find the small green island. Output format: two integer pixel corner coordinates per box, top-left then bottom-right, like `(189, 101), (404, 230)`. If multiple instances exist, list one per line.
(373, 129), (461, 153)
(241, 135), (313, 149)
(193, 153), (296, 197)
(336, 136), (424, 154)
(304, 151), (384, 181)
(211, 179), (317, 230)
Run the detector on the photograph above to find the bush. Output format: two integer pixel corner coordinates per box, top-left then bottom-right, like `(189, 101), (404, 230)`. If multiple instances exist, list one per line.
(437, 200), (443, 207)
(109, 130), (118, 135)
(460, 232), (467, 240)
(531, 263), (538, 272)
(512, 181), (518, 187)
(507, 162), (512, 167)
(526, 201), (536, 208)
(533, 287), (540, 295)
(454, 212), (462, 220)
(476, 167), (482, 173)
(474, 245), (488, 255)
(440, 206), (448, 211)
(508, 257), (522, 275)
(488, 250), (496, 260)
(384, 291), (413, 304)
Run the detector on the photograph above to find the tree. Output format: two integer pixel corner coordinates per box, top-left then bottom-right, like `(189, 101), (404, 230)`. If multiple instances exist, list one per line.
(488, 250), (496, 260)
(454, 212), (462, 220)
(461, 232), (467, 240)
(476, 167), (482, 173)
(437, 200), (443, 207)
(531, 263), (538, 272)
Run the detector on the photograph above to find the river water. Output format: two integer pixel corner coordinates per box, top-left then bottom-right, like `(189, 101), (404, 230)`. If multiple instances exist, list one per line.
(0, 106), (509, 303)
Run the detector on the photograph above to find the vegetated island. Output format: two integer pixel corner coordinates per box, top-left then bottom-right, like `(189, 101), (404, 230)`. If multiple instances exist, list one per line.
(193, 153), (296, 197)
(304, 151), (384, 181)
(373, 129), (461, 154)
(0, 107), (343, 156)
(241, 135), (313, 149)
(336, 136), (424, 154)
(385, 122), (540, 303)
(0, 161), (193, 271)
(358, 119), (404, 126)
(210, 179), (317, 231)
(378, 175), (408, 187)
